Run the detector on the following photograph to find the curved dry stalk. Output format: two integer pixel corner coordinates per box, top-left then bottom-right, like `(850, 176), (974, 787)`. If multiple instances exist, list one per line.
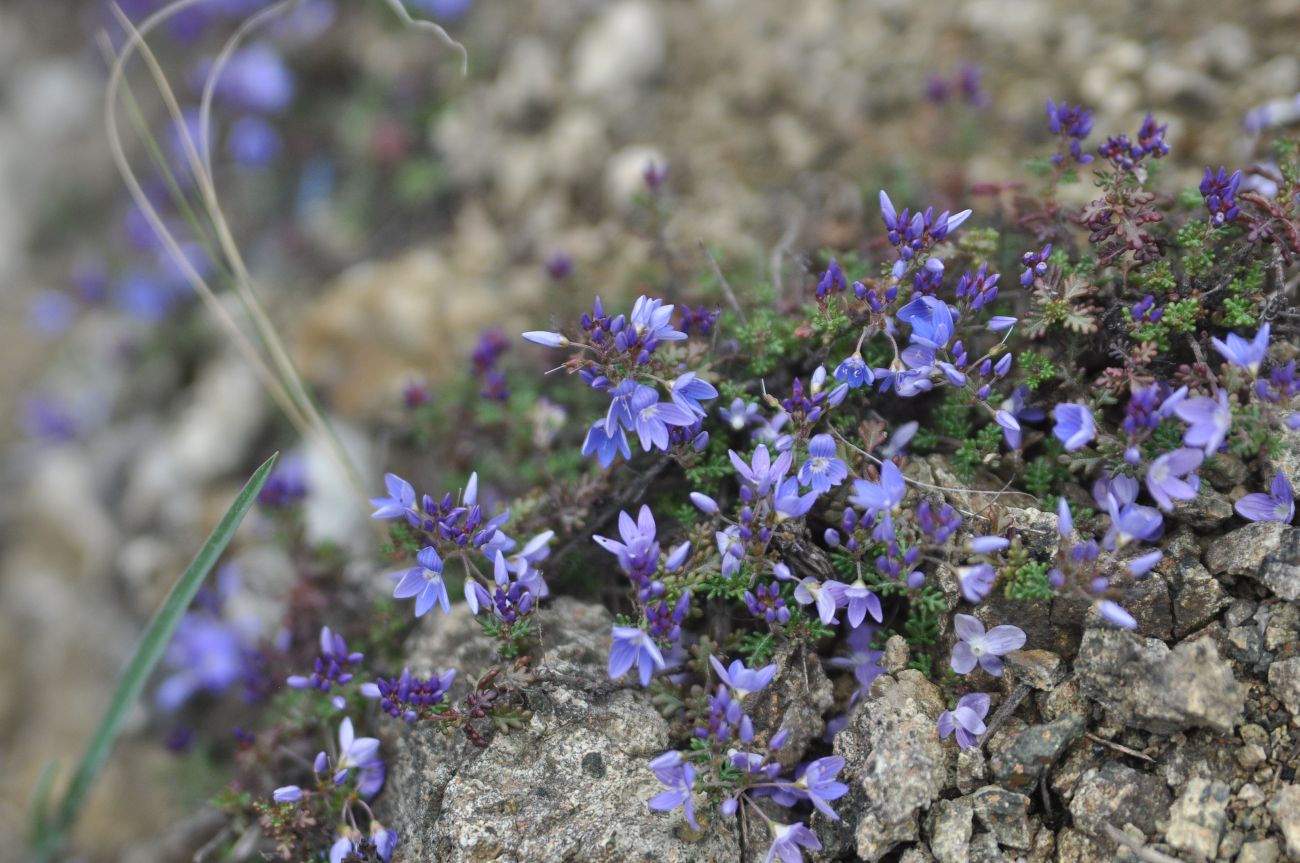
(380, 0), (469, 76)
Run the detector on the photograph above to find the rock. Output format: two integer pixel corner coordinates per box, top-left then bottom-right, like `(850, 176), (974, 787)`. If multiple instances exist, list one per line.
(971, 785), (1032, 849)
(1238, 838), (1281, 863)
(388, 599), (741, 862)
(955, 746), (987, 794)
(742, 640), (833, 768)
(880, 634), (910, 673)
(1074, 629), (1244, 735)
(1069, 762), (1172, 844)
(1203, 452), (1248, 490)
(925, 796), (973, 863)
(1204, 521), (1288, 578)
(1270, 785), (1300, 858)
(1173, 485), (1234, 529)
(987, 714), (1085, 791)
(1258, 528), (1300, 602)
(1263, 602), (1300, 652)
(1268, 657), (1300, 718)
(572, 1), (666, 104)
(1004, 649), (1065, 691)
(1037, 674), (1088, 722)
(1163, 529), (1230, 638)
(1115, 572), (1174, 641)
(966, 831), (1003, 862)
(835, 671), (947, 861)
(1164, 777), (1230, 860)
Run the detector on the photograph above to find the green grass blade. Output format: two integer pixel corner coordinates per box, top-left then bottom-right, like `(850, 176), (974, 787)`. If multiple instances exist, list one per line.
(33, 453), (278, 859)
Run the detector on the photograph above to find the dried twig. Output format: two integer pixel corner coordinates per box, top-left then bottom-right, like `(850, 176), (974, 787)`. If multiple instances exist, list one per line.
(699, 241), (747, 324)
(978, 683), (1031, 750)
(1085, 732), (1154, 762)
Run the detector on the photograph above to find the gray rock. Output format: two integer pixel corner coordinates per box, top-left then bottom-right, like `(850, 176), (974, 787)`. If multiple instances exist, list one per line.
(955, 745), (987, 794)
(1163, 529), (1230, 638)
(1258, 528), (1300, 602)
(1069, 762), (1171, 843)
(1004, 649), (1065, 691)
(880, 634), (910, 673)
(987, 714), (1086, 791)
(1115, 572), (1174, 640)
(1268, 656), (1300, 718)
(925, 796), (972, 863)
(572, 1), (666, 104)
(1203, 452), (1248, 490)
(387, 599), (741, 862)
(1238, 838), (1281, 863)
(1173, 485), (1234, 529)
(1205, 521), (1288, 578)
(1164, 777), (1230, 860)
(834, 671), (947, 861)
(1263, 602), (1300, 652)
(971, 785), (1032, 849)
(742, 640), (833, 768)
(965, 831), (1003, 862)
(1074, 629), (1244, 735)
(1270, 785), (1300, 859)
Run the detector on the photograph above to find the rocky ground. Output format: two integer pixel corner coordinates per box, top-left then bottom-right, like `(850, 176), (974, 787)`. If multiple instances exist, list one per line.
(4, 0), (1300, 860)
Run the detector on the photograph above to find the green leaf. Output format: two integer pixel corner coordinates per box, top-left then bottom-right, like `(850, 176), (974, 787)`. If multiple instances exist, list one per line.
(32, 453), (278, 861)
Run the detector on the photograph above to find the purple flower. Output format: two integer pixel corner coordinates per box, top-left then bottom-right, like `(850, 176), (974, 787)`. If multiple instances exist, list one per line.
(155, 613), (254, 711)
(773, 477), (819, 521)
(329, 829), (361, 863)
(1046, 99), (1095, 165)
(335, 717), (385, 799)
(286, 625), (364, 709)
(824, 579), (884, 628)
(370, 473), (415, 520)
(730, 444), (793, 497)
(834, 354), (873, 388)
(898, 294), (956, 350)
(950, 614), (1025, 676)
(1200, 166), (1242, 225)
(227, 114), (281, 166)
(393, 546), (451, 617)
(609, 626), (666, 686)
(629, 295), (687, 345)
(797, 434), (848, 494)
(690, 492), (719, 514)
(848, 460), (906, 514)
(826, 623), (883, 689)
(1211, 323), (1270, 376)
(370, 823), (398, 862)
(720, 397), (761, 430)
(1052, 403), (1096, 452)
(669, 372), (719, 417)
(1234, 471), (1295, 523)
(710, 655), (777, 698)
(794, 578), (838, 626)
(1175, 389), (1233, 456)
(647, 751), (698, 830)
(582, 419), (632, 467)
(1103, 498), (1164, 550)
(1145, 447), (1204, 512)
(957, 563), (996, 604)
(634, 393), (697, 451)
(363, 667), (456, 722)
(765, 821), (822, 863)
(937, 692), (990, 749)
(1097, 600), (1137, 630)
(815, 258), (848, 299)
(272, 785), (302, 802)
(522, 330), (570, 348)
(792, 756), (849, 820)
(593, 505), (660, 578)
(215, 44), (295, 113)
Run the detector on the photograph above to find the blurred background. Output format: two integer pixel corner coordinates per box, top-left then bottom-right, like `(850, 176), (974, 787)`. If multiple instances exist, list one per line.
(2, 0), (1298, 857)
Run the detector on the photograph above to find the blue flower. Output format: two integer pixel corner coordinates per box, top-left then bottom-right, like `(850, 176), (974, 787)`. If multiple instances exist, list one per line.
(937, 692), (990, 749)
(272, 785), (302, 802)
(950, 614), (1025, 676)
(669, 372), (718, 417)
(629, 295), (687, 344)
(834, 353), (873, 388)
(1102, 498), (1164, 550)
(370, 473), (416, 520)
(593, 506), (660, 577)
(956, 563), (995, 604)
(1234, 470), (1295, 524)
(848, 460), (906, 514)
(610, 626), (666, 686)
(393, 546), (451, 617)
(634, 394), (697, 451)
(1052, 403), (1096, 452)
(765, 821), (821, 863)
(898, 294), (956, 350)
(797, 434), (848, 493)
(729, 444), (792, 497)
(1200, 166), (1242, 225)
(719, 397), (760, 430)
(710, 655), (777, 698)
(582, 419), (631, 467)
(646, 751), (698, 830)
(773, 477), (818, 521)
(791, 756), (849, 820)
(1145, 448), (1203, 512)
(1211, 323), (1270, 377)
(1174, 389), (1232, 456)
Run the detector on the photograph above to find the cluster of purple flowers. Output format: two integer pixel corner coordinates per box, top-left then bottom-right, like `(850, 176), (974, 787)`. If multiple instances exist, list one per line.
(362, 667), (457, 723)
(1098, 113), (1170, 171)
(924, 62), (988, 108)
(1045, 99), (1095, 166)
(470, 327), (511, 401)
(287, 626), (364, 710)
(1201, 166), (1243, 225)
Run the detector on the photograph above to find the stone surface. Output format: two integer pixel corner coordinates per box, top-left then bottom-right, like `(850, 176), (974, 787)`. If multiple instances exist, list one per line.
(834, 670), (947, 862)
(1164, 777), (1230, 860)
(742, 640), (833, 768)
(1237, 838), (1281, 863)
(1173, 485), (1233, 529)
(1204, 521), (1288, 578)
(925, 796), (973, 863)
(1074, 629), (1244, 735)
(1272, 785), (1300, 859)
(388, 599), (740, 862)
(971, 785), (1032, 849)
(1004, 649), (1065, 691)
(1258, 528), (1300, 602)
(1069, 762), (1172, 844)
(987, 714), (1086, 791)
(1268, 656), (1300, 719)
(1163, 528), (1231, 638)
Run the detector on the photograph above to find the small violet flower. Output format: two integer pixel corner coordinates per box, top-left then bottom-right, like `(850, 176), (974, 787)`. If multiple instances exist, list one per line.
(1235, 471), (1295, 524)
(609, 626), (666, 687)
(797, 434), (848, 494)
(950, 614), (1026, 676)
(392, 546), (451, 617)
(936, 692), (990, 749)
(765, 821), (822, 863)
(1211, 322), (1270, 377)
(647, 751), (698, 830)
(1145, 447), (1203, 512)
(1175, 389), (1233, 456)
(1052, 403), (1096, 452)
